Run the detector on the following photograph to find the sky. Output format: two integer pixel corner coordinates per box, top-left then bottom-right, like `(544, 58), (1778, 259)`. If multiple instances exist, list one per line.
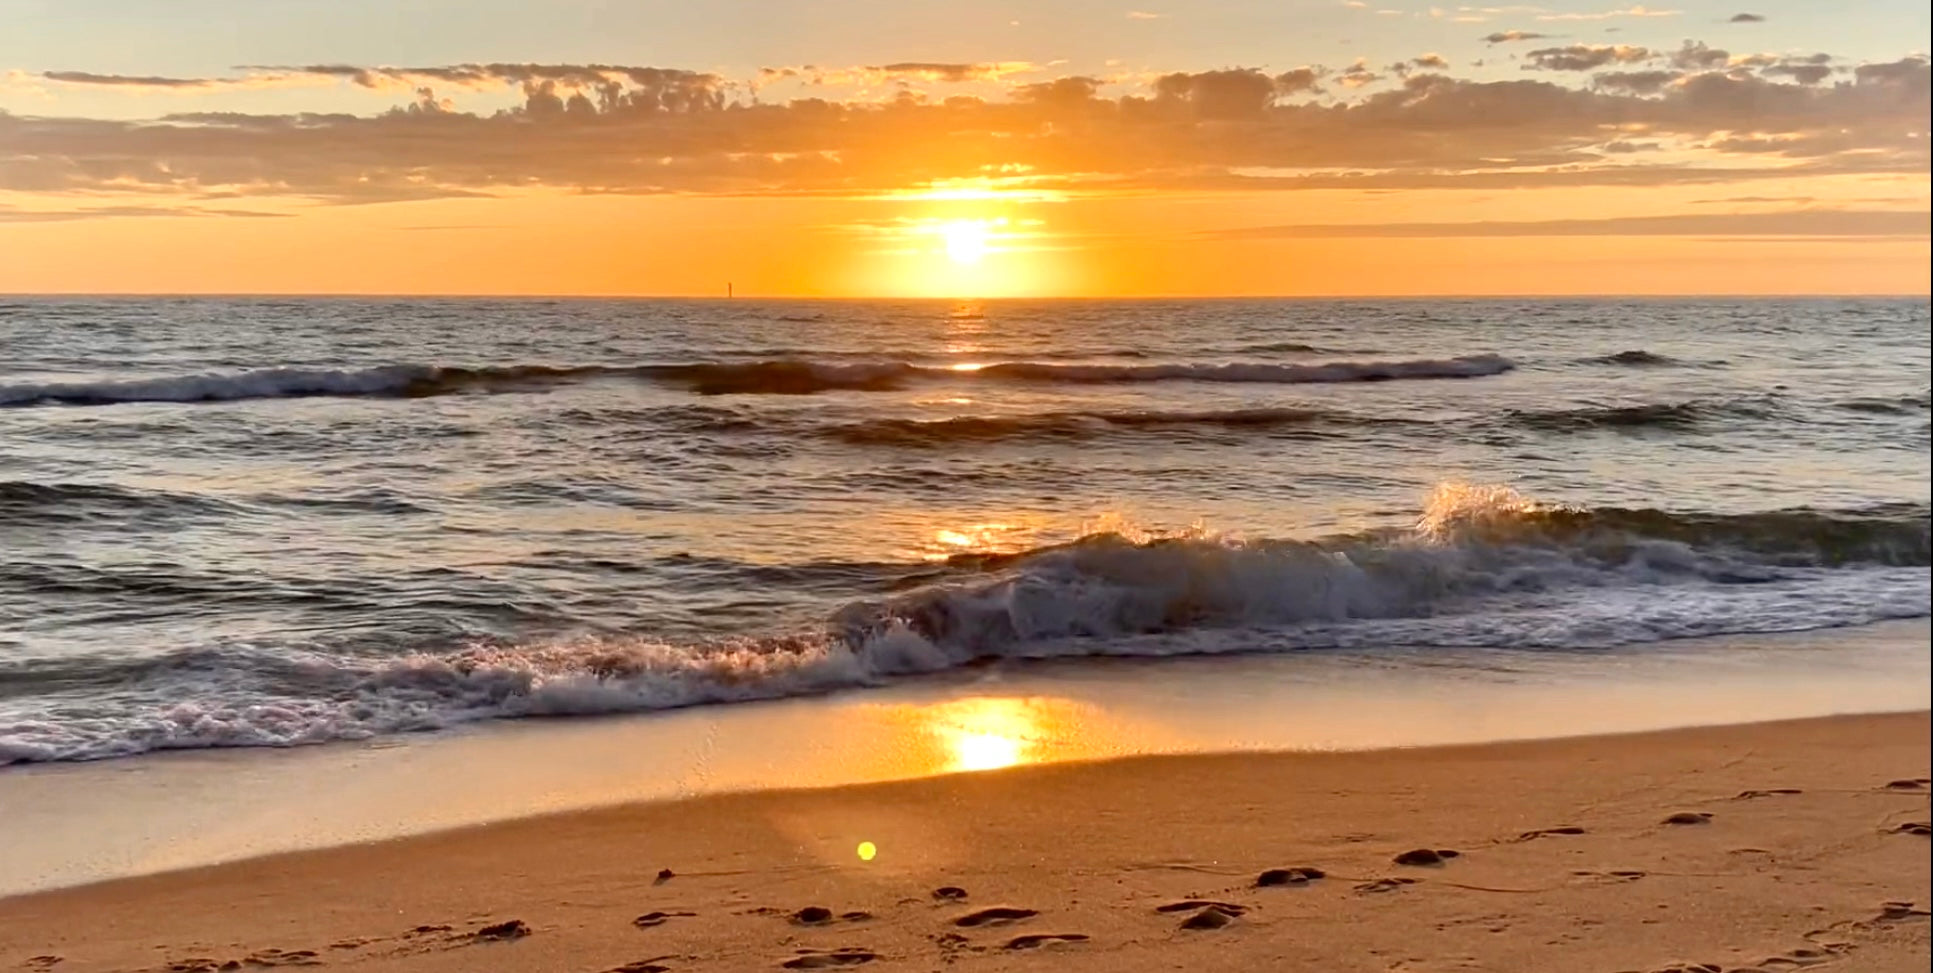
(0, 0), (1928, 296)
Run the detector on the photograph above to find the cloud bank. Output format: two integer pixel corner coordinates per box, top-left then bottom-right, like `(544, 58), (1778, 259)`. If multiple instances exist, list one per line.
(2, 44), (1926, 205)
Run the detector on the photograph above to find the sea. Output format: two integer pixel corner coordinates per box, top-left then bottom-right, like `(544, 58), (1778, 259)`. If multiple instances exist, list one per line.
(1, 296), (1928, 766)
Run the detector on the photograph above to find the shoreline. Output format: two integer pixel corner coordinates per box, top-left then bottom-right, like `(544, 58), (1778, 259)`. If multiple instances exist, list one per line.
(3, 711), (1927, 972)
(2, 618), (1928, 898)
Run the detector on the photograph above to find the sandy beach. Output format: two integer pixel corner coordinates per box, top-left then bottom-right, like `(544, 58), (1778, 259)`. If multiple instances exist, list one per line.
(3, 711), (1926, 973)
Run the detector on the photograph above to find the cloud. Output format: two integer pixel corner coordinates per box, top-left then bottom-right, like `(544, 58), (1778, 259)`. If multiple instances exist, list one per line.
(2, 50), (1925, 204)
(1728, 12), (1765, 22)
(1536, 5), (1680, 21)
(1667, 41), (1732, 70)
(39, 69), (322, 93)
(1484, 30), (1551, 43)
(1273, 67), (1326, 96)
(1592, 68), (1682, 94)
(1202, 210), (1931, 239)
(1761, 58), (1833, 85)
(0, 203), (289, 222)
(1126, 10), (1165, 19)
(1524, 45), (1654, 71)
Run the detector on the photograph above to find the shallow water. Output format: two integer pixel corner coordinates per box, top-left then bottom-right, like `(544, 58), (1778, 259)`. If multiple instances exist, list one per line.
(1, 296), (1928, 762)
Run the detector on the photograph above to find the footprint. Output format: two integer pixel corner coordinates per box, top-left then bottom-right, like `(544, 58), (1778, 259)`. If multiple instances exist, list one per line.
(1255, 867), (1324, 886)
(1155, 900), (1248, 915)
(780, 949), (878, 969)
(1662, 812), (1713, 825)
(606, 963), (672, 973)
(654, 868), (676, 885)
(1003, 934), (1089, 950)
(1178, 906), (1239, 930)
(1354, 877), (1419, 894)
(931, 886), (968, 901)
(1884, 779), (1927, 790)
(1393, 848), (1459, 866)
(953, 906), (1039, 928)
(1734, 788), (1804, 799)
(25, 958), (62, 971)
(1515, 827), (1586, 840)
(791, 907), (835, 925)
(240, 949), (321, 967)
(1877, 901), (1932, 922)
(1888, 821), (1932, 836)
(633, 911), (697, 928)
(474, 919), (531, 941)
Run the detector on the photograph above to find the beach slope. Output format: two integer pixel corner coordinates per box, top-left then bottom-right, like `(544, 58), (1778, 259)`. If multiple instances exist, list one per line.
(3, 712), (1928, 972)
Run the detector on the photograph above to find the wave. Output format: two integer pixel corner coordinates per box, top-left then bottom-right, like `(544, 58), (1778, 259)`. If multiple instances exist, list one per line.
(825, 407), (1345, 446)
(1, 354), (1516, 406)
(1504, 397), (1781, 433)
(1835, 392), (1931, 415)
(3, 487), (1926, 764)
(1582, 350), (1682, 367)
(0, 364), (607, 407)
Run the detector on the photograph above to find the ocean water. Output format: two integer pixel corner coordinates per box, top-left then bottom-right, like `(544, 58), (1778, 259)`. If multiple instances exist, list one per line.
(0, 296), (1927, 765)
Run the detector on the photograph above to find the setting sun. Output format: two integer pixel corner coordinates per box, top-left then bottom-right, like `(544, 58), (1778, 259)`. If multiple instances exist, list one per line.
(939, 220), (994, 265)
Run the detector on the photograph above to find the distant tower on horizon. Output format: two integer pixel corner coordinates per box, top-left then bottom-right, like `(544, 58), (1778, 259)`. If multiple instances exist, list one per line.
(727, 281), (734, 299)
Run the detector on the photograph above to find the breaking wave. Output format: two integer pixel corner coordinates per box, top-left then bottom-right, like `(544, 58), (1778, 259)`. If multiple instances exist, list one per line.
(1504, 397), (1783, 433)
(0, 353), (1516, 406)
(3, 486), (1925, 764)
(825, 407), (1347, 446)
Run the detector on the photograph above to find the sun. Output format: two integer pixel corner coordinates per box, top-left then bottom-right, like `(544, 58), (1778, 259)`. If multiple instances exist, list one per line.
(939, 219), (993, 264)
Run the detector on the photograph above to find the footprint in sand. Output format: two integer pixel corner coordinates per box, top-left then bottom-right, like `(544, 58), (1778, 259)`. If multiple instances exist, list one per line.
(1393, 848), (1460, 866)
(1729, 945), (1842, 970)
(1354, 877), (1419, 893)
(779, 948), (878, 969)
(1572, 869), (1647, 884)
(1884, 779), (1929, 790)
(633, 910), (697, 928)
(473, 919), (531, 941)
(1156, 900), (1248, 916)
(787, 907), (872, 925)
(1888, 821), (1932, 836)
(1255, 867), (1325, 886)
(1734, 788), (1804, 799)
(953, 906), (1039, 928)
(1515, 827), (1587, 841)
(605, 957), (678, 973)
(1662, 811), (1714, 825)
(1004, 934), (1090, 950)
(931, 886), (969, 901)
(25, 958), (62, 971)
(1877, 901), (1932, 922)
(1178, 906), (1240, 930)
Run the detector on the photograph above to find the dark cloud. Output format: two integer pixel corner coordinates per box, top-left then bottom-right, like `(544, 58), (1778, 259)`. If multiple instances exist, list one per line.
(1202, 210), (1931, 239)
(43, 71), (218, 89)
(1762, 61), (1832, 85)
(1484, 30), (1551, 43)
(1524, 45), (1655, 71)
(2, 51), (1926, 203)
(1273, 67), (1325, 96)
(1668, 41), (1733, 71)
(1728, 13), (1766, 23)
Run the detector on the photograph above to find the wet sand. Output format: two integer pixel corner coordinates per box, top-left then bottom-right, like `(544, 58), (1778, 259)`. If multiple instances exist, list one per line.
(2, 711), (1927, 973)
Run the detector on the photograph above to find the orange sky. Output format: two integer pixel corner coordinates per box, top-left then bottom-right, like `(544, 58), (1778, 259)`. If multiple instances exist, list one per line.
(1, 3), (1928, 296)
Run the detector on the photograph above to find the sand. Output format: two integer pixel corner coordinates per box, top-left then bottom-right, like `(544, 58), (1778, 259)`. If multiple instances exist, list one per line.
(2, 712), (1927, 973)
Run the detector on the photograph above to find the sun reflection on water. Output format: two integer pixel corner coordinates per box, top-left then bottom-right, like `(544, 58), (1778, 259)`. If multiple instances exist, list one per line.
(918, 697), (1080, 774)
